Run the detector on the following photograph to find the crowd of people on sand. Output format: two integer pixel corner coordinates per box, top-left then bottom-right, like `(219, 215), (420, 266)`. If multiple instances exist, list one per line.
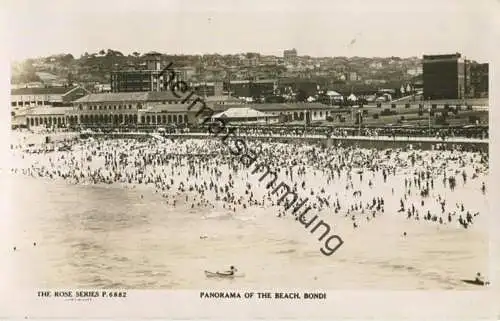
(9, 130), (488, 238)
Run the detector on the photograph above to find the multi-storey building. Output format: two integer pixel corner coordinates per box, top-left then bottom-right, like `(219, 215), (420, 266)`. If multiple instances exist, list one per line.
(423, 53), (466, 100)
(191, 81), (224, 97)
(226, 79), (277, 98)
(284, 48), (298, 65)
(110, 53), (183, 92)
(470, 63), (489, 98)
(227, 80), (251, 97)
(176, 66), (197, 81)
(348, 72), (358, 82)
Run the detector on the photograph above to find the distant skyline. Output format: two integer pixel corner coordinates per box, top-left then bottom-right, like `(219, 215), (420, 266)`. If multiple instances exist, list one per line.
(4, 0), (500, 62)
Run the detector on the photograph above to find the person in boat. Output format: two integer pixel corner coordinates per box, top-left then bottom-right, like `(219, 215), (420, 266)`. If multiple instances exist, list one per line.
(221, 266), (237, 276)
(475, 272), (484, 284)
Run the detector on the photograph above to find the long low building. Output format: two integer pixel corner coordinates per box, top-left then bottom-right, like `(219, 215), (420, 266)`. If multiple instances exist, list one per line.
(19, 93), (381, 129)
(247, 102), (337, 122)
(11, 86), (90, 109)
(24, 91), (218, 128)
(211, 107), (279, 124)
(22, 91), (478, 129)
(22, 93), (339, 128)
(21, 107), (75, 128)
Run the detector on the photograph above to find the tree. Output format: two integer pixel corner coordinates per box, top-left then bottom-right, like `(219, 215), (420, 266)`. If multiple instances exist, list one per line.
(133, 52), (141, 57)
(296, 89), (308, 102)
(99, 49), (105, 56)
(105, 49), (124, 57)
(67, 72), (74, 86)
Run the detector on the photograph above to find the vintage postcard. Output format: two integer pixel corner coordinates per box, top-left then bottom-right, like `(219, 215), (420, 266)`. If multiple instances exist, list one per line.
(1, 0), (499, 319)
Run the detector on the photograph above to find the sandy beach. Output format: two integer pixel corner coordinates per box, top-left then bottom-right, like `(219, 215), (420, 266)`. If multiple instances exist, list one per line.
(3, 131), (490, 290)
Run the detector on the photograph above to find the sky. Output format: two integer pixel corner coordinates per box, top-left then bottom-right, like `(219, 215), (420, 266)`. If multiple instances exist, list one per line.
(3, 0), (500, 61)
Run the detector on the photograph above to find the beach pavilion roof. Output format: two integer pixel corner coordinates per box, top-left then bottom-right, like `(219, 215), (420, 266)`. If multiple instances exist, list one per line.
(74, 91), (185, 103)
(326, 90), (342, 97)
(25, 107), (74, 116)
(11, 86), (84, 96)
(212, 107), (269, 119)
(247, 102), (330, 112)
(143, 102), (193, 113)
(347, 93), (358, 101)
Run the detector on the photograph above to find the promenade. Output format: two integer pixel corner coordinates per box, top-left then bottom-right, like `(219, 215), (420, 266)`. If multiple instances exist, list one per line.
(76, 130), (488, 144)
(77, 131), (488, 152)
(165, 133), (488, 152)
(161, 132), (488, 144)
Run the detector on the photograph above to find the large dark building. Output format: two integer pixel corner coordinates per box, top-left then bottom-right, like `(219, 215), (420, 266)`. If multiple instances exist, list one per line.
(111, 53), (183, 93)
(226, 79), (277, 98)
(192, 81), (224, 97)
(283, 48), (298, 65)
(422, 53), (466, 100)
(423, 53), (489, 100)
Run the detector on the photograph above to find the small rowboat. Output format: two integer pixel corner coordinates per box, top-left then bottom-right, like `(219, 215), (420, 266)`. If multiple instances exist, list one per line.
(462, 279), (490, 286)
(204, 270), (245, 278)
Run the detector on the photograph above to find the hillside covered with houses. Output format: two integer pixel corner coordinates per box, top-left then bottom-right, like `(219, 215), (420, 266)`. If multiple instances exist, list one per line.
(11, 50), (423, 97)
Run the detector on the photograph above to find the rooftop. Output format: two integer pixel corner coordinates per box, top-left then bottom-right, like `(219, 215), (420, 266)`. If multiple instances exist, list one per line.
(143, 103), (194, 113)
(143, 51), (162, 56)
(75, 92), (149, 103)
(192, 82), (218, 86)
(26, 107), (74, 116)
(230, 80), (251, 84)
(74, 91), (184, 103)
(204, 96), (243, 102)
(11, 86), (82, 96)
(423, 53), (462, 60)
(146, 91), (187, 101)
(247, 102), (331, 111)
(212, 107), (270, 119)
(111, 69), (173, 74)
(254, 79), (277, 84)
(326, 90), (342, 96)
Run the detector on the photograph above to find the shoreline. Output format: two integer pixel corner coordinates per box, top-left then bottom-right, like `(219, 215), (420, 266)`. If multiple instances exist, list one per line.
(7, 170), (489, 235)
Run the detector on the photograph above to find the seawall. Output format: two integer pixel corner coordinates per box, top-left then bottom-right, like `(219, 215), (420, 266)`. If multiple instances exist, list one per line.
(80, 132), (488, 153)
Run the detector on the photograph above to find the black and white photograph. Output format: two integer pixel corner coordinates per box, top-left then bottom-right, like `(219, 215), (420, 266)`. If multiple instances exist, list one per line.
(1, 0), (498, 319)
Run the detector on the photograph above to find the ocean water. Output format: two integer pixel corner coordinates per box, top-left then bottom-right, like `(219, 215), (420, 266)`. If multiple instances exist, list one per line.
(3, 163), (489, 291)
